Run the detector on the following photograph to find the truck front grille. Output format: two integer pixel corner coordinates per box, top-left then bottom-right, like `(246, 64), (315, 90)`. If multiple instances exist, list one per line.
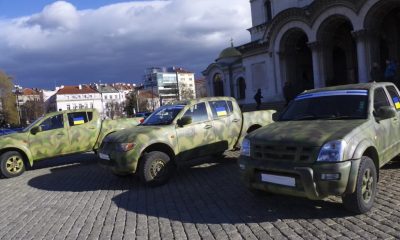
(252, 144), (316, 163)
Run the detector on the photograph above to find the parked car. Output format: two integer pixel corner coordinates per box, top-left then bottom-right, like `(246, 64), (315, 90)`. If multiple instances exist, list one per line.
(0, 109), (142, 178)
(239, 82), (400, 213)
(0, 129), (17, 136)
(98, 96), (275, 186)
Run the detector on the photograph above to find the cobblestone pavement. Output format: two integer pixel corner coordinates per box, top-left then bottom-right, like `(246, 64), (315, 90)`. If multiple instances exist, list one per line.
(1, 151), (400, 240)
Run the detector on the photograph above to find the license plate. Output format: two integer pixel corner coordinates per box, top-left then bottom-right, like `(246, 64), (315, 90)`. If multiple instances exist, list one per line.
(261, 173), (295, 187)
(99, 153), (110, 160)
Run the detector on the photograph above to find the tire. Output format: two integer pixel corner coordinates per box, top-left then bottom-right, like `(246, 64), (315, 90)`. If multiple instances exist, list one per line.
(139, 151), (175, 186)
(342, 156), (377, 214)
(212, 151), (225, 159)
(0, 151), (26, 178)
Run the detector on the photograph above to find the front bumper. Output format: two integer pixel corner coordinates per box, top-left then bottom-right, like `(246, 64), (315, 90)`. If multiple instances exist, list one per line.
(238, 156), (361, 200)
(97, 147), (140, 174)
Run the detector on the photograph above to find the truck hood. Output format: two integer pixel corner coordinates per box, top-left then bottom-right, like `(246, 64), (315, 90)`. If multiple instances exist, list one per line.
(249, 119), (366, 147)
(104, 125), (174, 143)
(0, 132), (28, 146)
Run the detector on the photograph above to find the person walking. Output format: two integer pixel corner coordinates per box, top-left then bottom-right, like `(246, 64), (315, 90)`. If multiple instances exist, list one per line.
(254, 88), (263, 110)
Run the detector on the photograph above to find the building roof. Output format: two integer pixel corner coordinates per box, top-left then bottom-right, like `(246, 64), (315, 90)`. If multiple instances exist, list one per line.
(139, 90), (159, 98)
(217, 45), (242, 61)
(57, 85), (98, 95)
(175, 68), (193, 74)
(22, 88), (40, 96)
(112, 83), (135, 91)
(93, 84), (119, 93)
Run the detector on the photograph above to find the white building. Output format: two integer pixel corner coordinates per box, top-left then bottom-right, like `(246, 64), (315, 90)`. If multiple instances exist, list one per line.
(56, 85), (102, 113)
(203, 0), (400, 105)
(112, 83), (135, 103)
(92, 84), (125, 118)
(176, 68), (196, 100)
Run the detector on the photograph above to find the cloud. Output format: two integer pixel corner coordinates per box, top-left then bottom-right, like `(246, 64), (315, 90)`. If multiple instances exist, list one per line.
(0, 0), (251, 88)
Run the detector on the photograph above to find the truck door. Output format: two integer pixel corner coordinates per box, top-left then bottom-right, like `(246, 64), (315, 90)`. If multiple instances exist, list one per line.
(373, 87), (397, 164)
(66, 111), (99, 153)
(29, 113), (69, 160)
(385, 85), (400, 156)
(209, 100), (242, 150)
(176, 102), (215, 160)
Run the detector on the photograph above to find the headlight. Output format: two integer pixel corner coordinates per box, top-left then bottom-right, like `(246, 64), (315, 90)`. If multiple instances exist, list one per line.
(240, 138), (251, 157)
(317, 140), (346, 162)
(115, 143), (135, 152)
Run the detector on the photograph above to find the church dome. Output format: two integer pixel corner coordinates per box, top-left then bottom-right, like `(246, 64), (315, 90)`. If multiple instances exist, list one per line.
(217, 46), (242, 62)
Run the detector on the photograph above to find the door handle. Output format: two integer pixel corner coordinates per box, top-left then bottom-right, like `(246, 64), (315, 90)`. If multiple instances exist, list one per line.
(233, 119), (240, 122)
(204, 125), (212, 129)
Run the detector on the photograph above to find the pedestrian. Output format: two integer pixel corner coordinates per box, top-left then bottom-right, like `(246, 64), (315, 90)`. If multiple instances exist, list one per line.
(370, 62), (383, 82)
(384, 59), (397, 83)
(254, 88), (263, 110)
(283, 81), (295, 106)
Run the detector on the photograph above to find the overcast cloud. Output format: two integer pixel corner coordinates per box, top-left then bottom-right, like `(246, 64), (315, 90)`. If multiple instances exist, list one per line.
(0, 0), (251, 89)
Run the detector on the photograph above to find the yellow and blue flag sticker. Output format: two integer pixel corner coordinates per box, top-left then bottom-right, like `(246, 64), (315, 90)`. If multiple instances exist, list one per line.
(296, 90), (368, 100)
(73, 116), (85, 125)
(393, 97), (400, 109)
(216, 106), (227, 117)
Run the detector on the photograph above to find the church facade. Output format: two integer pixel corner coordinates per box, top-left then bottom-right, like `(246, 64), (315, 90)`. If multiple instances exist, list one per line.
(203, 0), (400, 104)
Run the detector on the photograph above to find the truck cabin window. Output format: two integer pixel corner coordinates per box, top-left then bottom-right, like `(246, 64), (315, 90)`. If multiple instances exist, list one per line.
(279, 90), (369, 121)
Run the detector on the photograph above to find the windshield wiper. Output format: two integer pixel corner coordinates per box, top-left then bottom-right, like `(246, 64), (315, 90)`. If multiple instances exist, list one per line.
(293, 115), (319, 121)
(325, 116), (365, 120)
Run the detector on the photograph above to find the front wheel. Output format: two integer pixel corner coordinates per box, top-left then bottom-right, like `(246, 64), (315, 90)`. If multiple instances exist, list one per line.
(139, 151), (175, 186)
(0, 151), (26, 178)
(342, 156), (377, 214)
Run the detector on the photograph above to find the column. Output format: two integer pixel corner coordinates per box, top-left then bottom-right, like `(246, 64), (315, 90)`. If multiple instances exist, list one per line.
(352, 29), (369, 83)
(307, 41), (324, 88)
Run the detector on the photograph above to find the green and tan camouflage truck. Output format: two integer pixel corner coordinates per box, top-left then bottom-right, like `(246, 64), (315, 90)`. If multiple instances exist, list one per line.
(0, 109), (142, 178)
(98, 96), (275, 185)
(239, 82), (400, 213)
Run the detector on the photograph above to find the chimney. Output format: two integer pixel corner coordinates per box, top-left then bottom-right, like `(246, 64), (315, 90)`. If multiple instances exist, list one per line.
(79, 84), (82, 90)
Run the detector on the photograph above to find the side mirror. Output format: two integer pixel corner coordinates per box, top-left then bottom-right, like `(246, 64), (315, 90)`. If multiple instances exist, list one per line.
(375, 106), (397, 120)
(177, 116), (192, 127)
(30, 126), (42, 135)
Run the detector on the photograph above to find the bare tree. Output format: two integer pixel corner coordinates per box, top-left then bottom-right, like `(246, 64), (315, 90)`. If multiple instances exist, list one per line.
(179, 83), (195, 100)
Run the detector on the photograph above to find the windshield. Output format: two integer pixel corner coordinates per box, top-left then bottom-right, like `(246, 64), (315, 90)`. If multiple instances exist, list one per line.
(141, 105), (185, 126)
(279, 90), (369, 121)
(22, 116), (44, 132)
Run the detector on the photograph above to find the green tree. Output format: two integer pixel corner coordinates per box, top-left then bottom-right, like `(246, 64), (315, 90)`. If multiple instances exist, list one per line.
(0, 71), (18, 126)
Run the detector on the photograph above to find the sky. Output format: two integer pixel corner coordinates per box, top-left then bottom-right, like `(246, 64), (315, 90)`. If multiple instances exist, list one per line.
(0, 0), (251, 89)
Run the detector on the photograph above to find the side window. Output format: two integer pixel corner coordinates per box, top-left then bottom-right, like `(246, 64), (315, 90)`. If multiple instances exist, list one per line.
(183, 102), (208, 123)
(386, 86), (400, 110)
(40, 114), (64, 131)
(68, 112), (91, 127)
(210, 101), (231, 119)
(374, 88), (390, 111)
(227, 101), (234, 112)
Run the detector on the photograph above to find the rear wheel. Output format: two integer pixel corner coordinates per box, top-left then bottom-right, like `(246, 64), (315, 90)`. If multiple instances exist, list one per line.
(342, 156), (377, 214)
(139, 151), (175, 186)
(0, 151), (26, 178)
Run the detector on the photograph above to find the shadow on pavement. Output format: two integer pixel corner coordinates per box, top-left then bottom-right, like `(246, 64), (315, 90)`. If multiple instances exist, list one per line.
(28, 154), (354, 223)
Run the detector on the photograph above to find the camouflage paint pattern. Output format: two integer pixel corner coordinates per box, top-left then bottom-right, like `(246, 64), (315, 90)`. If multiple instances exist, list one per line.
(239, 82), (400, 200)
(0, 109), (141, 167)
(98, 96), (275, 174)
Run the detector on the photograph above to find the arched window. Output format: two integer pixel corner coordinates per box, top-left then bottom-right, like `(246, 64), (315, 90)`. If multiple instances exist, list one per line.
(264, 0), (272, 22)
(213, 73), (224, 96)
(237, 77), (246, 99)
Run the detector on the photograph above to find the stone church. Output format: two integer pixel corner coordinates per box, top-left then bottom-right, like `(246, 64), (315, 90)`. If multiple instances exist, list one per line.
(203, 0), (400, 105)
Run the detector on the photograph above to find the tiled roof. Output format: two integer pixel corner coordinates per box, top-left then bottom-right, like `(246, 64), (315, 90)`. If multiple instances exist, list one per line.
(22, 88), (40, 95)
(57, 85), (98, 95)
(139, 90), (158, 98)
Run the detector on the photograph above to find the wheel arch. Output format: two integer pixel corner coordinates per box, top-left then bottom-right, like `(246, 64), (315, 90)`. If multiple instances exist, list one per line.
(247, 124), (262, 134)
(141, 143), (176, 164)
(362, 147), (380, 181)
(0, 147), (32, 167)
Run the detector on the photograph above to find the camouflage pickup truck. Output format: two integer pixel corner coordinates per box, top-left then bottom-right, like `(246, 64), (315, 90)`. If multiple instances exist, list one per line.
(239, 82), (400, 213)
(0, 109), (142, 178)
(98, 97), (275, 185)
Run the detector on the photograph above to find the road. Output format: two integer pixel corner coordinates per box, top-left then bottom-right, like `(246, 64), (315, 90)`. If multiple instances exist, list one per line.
(0, 151), (399, 239)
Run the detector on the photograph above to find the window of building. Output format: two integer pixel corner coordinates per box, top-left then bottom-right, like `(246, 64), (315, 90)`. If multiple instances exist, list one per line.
(67, 105), (70, 110)
(40, 114), (64, 131)
(264, 0), (272, 22)
(237, 77), (246, 100)
(105, 95), (108, 100)
(182, 102), (209, 123)
(90, 103), (94, 109)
